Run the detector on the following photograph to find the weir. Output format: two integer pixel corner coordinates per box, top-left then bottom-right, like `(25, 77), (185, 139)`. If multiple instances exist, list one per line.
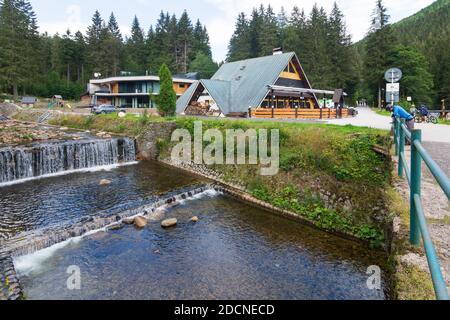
(0, 137), (136, 184)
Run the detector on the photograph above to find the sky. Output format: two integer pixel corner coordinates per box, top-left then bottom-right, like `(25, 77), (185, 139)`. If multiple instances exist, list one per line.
(30, 0), (436, 62)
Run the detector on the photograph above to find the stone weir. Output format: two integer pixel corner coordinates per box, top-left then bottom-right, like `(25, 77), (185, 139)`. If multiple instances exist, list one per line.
(0, 184), (215, 300)
(0, 137), (136, 185)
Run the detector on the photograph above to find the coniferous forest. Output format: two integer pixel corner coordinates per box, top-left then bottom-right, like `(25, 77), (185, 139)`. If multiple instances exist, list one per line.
(0, 0), (216, 100)
(0, 0), (448, 106)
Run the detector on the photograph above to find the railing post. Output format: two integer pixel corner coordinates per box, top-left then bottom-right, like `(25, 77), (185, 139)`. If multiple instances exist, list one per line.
(410, 129), (422, 246)
(398, 119), (406, 178)
(394, 117), (399, 156)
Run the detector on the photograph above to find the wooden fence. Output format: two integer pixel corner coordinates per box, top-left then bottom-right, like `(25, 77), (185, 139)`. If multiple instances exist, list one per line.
(250, 108), (350, 119)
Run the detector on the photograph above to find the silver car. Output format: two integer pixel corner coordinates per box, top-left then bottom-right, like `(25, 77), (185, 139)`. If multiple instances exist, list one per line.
(91, 105), (124, 115)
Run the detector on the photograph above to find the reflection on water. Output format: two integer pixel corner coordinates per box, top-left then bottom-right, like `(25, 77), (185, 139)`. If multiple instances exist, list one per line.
(18, 195), (388, 300)
(0, 161), (201, 239)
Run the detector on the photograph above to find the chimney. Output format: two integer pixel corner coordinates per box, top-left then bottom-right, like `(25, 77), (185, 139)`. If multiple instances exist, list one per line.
(273, 47), (283, 55)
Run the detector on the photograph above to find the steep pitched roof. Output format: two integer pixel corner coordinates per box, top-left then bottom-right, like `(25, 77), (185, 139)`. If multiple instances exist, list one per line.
(177, 52), (313, 114)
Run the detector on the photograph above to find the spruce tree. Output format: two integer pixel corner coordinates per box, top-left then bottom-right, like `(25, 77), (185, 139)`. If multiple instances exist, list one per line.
(155, 64), (177, 117)
(364, 0), (397, 106)
(227, 13), (251, 62)
(258, 5), (280, 56)
(177, 10), (193, 73)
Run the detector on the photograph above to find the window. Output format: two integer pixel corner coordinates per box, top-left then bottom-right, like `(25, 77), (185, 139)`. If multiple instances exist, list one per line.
(179, 83), (186, 88)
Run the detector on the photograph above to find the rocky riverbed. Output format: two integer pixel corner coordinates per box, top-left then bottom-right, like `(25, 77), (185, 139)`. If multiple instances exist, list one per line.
(0, 120), (87, 147)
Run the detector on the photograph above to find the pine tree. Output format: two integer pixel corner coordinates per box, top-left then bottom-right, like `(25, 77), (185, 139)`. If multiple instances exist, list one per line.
(227, 13), (251, 62)
(0, 0), (39, 97)
(327, 2), (355, 93)
(258, 5), (280, 56)
(106, 12), (123, 76)
(177, 10), (193, 73)
(126, 16), (147, 73)
(364, 0), (397, 106)
(192, 20), (211, 58)
(86, 10), (104, 77)
(155, 64), (177, 116)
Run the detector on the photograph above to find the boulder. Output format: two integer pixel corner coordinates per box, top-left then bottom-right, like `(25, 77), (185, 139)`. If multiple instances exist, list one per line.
(190, 216), (199, 223)
(99, 179), (112, 186)
(122, 217), (135, 225)
(134, 216), (148, 229)
(161, 218), (177, 228)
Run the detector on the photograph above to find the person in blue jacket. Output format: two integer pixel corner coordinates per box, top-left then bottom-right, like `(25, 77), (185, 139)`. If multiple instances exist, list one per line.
(392, 104), (415, 131)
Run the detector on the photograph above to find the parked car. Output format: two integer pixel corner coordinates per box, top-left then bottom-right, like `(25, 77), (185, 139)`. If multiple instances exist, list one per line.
(91, 105), (125, 115)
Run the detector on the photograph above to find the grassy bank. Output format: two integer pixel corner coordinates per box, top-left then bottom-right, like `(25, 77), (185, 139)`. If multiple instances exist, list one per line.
(160, 117), (394, 248)
(44, 113), (394, 246)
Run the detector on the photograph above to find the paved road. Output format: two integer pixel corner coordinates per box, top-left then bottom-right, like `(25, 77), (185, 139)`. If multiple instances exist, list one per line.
(325, 107), (450, 143)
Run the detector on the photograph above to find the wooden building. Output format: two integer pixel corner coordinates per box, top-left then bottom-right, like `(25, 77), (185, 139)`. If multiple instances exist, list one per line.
(176, 51), (349, 119)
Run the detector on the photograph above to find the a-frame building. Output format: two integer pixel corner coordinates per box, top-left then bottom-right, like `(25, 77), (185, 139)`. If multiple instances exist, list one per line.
(176, 52), (321, 117)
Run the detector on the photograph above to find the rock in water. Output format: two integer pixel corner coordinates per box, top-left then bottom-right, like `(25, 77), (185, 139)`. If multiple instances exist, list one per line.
(134, 216), (148, 228)
(190, 216), (199, 223)
(161, 218), (177, 228)
(122, 217), (135, 225)
(99, 179), (112, 186)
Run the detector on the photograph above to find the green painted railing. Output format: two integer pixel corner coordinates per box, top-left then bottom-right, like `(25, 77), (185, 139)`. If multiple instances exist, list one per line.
(394, 117), (449, 300)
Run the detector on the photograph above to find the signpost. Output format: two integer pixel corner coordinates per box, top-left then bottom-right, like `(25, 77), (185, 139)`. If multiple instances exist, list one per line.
(385, 68), (402, 105)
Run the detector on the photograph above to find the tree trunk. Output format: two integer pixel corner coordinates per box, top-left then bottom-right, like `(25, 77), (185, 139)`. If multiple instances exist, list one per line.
(13, 84), (19, 100)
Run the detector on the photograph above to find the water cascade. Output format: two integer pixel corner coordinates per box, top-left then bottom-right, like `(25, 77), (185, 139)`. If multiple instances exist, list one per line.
(0, 138), (136, 184)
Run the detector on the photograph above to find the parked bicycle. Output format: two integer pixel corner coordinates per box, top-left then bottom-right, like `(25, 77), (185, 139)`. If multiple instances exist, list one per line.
(413, 110), (439, 124)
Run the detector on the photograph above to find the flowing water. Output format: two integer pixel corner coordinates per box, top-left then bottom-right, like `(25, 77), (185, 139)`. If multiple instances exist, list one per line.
(0, 136), (389, 300)
(0, 137), (135, 185)
(0, 161), (201, 240)
(15, 193), (388, 300)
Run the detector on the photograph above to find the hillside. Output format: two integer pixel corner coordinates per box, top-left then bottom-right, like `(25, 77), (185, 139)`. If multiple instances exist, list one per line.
(355, 0), (450, 104)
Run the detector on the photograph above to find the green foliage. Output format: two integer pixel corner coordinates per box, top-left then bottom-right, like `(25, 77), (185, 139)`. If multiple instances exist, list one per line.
(189, 52), (218, 79)
(388, 45), (434, 105)
(155, 64), (177, 117)
(0, 4), (213, 99)
(250, 184), (385, 247)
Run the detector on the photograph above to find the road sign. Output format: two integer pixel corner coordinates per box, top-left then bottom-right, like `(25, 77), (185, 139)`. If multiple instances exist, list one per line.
(386, 92), (400, 103)
(386, 83), (400, 92)
(385, 68), (403, 83)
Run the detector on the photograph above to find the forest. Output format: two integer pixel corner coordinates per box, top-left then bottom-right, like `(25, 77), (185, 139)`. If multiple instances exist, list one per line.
(0, 0), (217, 100)
(226, 0), (449, 106)
(0, 0), (448, 106)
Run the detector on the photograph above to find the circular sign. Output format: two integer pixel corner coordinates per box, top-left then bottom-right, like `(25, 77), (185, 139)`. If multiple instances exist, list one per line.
(385, 68), (402, 83)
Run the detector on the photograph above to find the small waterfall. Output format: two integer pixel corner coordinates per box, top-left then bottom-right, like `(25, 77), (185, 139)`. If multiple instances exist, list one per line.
(0, 138), (136, 184)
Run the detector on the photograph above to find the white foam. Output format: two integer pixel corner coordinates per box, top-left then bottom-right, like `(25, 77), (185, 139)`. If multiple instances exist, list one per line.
(13, 225), (112, 277)
(0, 161), (138, 188)
(12, 187), (220, 276)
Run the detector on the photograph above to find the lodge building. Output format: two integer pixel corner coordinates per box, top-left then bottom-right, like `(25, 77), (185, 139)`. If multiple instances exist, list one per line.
(86, 74), (197, 109)
(176, 51), (349, 119)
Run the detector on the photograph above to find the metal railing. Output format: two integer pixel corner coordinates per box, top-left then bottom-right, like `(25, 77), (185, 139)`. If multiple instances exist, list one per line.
(394, 117), (449, 300)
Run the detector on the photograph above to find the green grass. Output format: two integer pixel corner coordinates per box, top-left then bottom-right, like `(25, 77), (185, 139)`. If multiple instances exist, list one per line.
(164, 117), (393, 247)
(372, 108), (392, 117)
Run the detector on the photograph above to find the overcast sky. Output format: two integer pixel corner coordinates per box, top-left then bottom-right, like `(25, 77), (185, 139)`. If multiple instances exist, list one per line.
(31, 0), (435, 62)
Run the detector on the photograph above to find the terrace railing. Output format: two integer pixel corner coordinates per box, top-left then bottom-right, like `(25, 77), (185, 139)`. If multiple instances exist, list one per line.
(393, 117), (449, 300)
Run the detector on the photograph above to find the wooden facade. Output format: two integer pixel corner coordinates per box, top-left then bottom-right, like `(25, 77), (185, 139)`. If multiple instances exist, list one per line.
(251, 108), (350, 119)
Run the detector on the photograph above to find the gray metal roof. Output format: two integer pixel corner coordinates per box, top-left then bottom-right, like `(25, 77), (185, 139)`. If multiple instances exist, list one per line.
(176, 81), (199, 114)
(177, 52), (299, 115)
